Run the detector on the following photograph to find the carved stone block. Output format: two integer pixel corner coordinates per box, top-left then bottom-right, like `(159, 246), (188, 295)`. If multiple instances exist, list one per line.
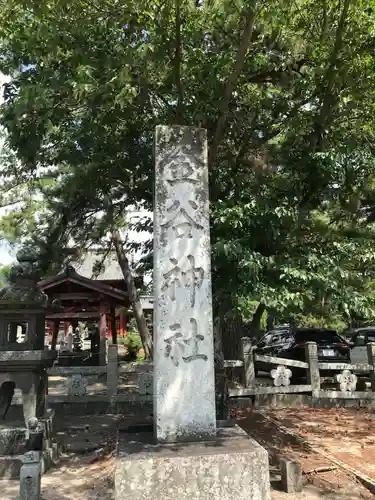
(138, 373), (153, 396)
(336, 370), (357, 392)
(154, 126), (216, 443)
(66, 374), (87, 397)
(271, 365), (292, 387)
(20, 451), (41, 500)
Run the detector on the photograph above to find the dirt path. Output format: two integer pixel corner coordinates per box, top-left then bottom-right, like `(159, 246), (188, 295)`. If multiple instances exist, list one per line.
(236, 407), (374, 499)
(3, 454), (115, 500)
(267, 407), (375, 481)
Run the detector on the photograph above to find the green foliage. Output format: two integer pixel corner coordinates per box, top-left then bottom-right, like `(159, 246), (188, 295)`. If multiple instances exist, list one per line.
(238, 298), (268, 331)
(289, 313), (347, 332)
(0, 263), (11, 289)
(119, 331), (143, 360)
(1, 0), (375, 326)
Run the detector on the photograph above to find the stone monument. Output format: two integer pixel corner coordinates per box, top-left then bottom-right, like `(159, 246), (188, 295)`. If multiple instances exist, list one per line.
(115, 126), (270, 500)
(0, 250), (60, 478)
(153, 125), (216, 442)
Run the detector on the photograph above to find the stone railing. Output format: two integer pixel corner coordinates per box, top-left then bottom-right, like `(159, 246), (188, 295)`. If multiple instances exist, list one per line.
(225, 338), (375, 400)
(46, 344), (118, 401)
(44, 340), (375, 402)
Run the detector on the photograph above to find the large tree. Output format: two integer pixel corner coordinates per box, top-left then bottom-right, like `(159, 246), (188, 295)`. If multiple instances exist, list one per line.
(1, 0), (375, 342)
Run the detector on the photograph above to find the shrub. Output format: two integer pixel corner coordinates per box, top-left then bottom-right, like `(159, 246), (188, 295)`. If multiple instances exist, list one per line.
(122, 331), (143, 359)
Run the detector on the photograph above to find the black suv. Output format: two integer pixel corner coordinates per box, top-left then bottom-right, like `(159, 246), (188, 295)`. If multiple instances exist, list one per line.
(254, 327), (350, 375)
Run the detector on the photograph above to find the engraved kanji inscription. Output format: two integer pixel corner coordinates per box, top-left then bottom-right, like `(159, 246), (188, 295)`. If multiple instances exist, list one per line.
(160, 144), (202, 185)
(182, 255), (204, 307)
(182, 318), (207, 363)
(161, 259), (181, 301)
(161, 201), (203, 240)
(162, 255), (204, 306)
(164, 323), (184, 366)
(164, 318), (208, 366)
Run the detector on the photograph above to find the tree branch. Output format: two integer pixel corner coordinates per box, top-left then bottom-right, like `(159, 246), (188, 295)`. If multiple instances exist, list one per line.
(208, 0), (258, 167)
(311, 0), (352, 152)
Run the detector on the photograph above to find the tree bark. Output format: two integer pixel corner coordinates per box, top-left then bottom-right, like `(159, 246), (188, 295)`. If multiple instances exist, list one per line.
(112, 229), (153, 360)
(249, 300), (266, 341)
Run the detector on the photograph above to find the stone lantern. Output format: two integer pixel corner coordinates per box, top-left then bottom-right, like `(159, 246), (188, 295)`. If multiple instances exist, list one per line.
(0, 250), (58, 427)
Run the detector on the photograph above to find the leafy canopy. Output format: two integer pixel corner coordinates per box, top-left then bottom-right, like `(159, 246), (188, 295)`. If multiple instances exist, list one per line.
(1, 0), (375, 326)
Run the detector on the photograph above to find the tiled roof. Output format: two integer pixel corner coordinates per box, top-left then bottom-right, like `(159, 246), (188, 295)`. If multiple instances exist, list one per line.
(65, 250), (131, 280)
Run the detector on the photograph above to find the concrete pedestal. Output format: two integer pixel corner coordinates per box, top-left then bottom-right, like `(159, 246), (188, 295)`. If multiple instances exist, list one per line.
(115, 421), (271, 500)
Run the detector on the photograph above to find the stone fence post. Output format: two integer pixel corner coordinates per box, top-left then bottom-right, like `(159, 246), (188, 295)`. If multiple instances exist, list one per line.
(305, 342), (320, 397)
(20, 450), (42, 500)
(107, 344), (118, 403)
(367, 343), (375, 391)
(20, 418), (43, 500)
(240, 337), (255, 387)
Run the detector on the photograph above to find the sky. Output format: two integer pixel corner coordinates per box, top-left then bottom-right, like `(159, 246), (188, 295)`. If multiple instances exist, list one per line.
(0, 72), (153, 267)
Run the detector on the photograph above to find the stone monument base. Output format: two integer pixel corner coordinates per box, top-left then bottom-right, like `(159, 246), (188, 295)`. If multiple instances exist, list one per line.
(115, 421), (271, 500)
(0, 410), (60, 479)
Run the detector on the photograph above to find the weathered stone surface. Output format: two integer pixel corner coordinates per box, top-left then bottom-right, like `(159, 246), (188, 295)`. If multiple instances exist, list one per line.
(0, 412), (58, 479)
(107, 344), (118, 401)
(0, 445), (59, 479)
(66, 374), (88, 397)
(305, 342), (320, 397)
(0, 350), (57, 370)
(153, 125), (216, 442)
(138, 373), (153, 396)
(0, 250), (46, 306)
(115, 423), (271, 500)
(19, 451), (41, 500)
(0, 423), (26, 454)
(280, 457), (303, 493)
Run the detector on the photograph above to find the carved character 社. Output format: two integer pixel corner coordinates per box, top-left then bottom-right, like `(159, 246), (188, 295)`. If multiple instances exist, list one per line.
(164, 318), (207, 366)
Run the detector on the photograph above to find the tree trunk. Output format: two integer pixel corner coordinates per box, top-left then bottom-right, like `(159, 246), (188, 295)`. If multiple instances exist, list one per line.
(112, 230), (153, 360)
(249, 300), (266, 342)
(266, 313), (274, 331)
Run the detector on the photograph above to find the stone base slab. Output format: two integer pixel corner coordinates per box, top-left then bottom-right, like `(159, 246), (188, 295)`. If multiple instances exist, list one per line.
(115, 421), (271, 500)
(0, 409), (58, 479)
(0, 441), (61, 479)
(0, 424), (26, 455)
(0, 409), (55, 455)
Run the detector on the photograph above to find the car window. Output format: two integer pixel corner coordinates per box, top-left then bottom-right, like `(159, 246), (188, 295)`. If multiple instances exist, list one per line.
(294, 329), (342, 343)
(270, 332), (293, 345)
(353, 330), (375, 344)
(270, 335), (280, 344)
(355, 334), (366, 346)
(257, 334), (272, 348)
